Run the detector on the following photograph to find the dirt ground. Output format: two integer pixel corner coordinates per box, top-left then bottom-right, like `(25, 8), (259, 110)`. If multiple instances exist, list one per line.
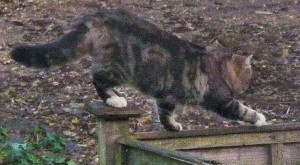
(0, 0), (299, 164)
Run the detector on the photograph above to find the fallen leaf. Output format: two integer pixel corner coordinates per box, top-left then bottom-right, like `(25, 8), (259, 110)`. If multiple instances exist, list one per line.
(71, 117), (80, 124)
(63, 131), (77, 137)
(0, 55), (11, 65)
(255, 11), (273, 15)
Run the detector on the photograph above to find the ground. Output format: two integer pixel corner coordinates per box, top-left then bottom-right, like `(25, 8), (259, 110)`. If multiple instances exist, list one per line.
(0, 0), (299, 164)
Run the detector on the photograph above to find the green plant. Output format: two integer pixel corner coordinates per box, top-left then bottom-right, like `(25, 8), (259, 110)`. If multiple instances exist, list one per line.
(0, 125), (8, 144)
(0, 123), (77, 165)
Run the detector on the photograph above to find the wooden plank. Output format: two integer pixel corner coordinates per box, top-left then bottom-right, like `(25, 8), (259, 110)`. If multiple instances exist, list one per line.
(85, 102), (142, 120)
(140, 130), (300, 150)
(271, 143), (284, 165)
(90, 102), (141, 165)
(183, 146), (271, 165)
(118, 140), (219, 165)
(126, 147), (197, 165)
(115, 144), (127, 165)
(283, 143), (300, 164)
(97, 118), (133, 165)
(132, 123), (300, 140)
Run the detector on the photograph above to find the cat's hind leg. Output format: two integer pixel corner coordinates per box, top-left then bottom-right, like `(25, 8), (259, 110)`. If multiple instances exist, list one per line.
(157, 100), (182, 132)
(93, 72), (127, 108)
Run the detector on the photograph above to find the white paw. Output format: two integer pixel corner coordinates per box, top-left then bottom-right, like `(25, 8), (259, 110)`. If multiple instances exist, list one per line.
(254, 113), (268, 127)
(170, 121), (183, 132)
(168, 116), (183, 132)
(165, 122), (182, 132)
(105, 96), (127, 108)
(177, 123), (183, 131)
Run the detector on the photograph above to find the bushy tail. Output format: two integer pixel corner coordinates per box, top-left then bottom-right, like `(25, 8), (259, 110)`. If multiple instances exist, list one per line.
(10, 21), (89, 68)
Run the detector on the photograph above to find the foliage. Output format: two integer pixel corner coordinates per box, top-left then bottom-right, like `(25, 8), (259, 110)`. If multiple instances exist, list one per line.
(0, 123), (76, 165)
(0, 125), (8, 144)
(42, 133), (67, 154)
(27, 122), (47, 149)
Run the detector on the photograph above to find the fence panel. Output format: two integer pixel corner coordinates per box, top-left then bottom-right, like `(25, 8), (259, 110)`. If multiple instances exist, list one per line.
(86, 102), (300, 165)
(133, 124), (300, 165)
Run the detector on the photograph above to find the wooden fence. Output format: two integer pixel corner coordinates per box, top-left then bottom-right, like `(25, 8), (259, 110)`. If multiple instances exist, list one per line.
(86, 102), (300, 165)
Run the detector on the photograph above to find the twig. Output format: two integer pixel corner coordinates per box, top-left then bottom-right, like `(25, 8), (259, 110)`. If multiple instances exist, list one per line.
(286, 106), (291, 115)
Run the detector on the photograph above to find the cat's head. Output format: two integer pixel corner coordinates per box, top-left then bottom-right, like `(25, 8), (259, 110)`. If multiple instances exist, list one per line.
(206, 39), (253, 94)
(222, 54), (253, 94)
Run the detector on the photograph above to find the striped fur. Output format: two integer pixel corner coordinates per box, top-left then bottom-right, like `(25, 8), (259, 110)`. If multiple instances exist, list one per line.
(11, 9), (267, 131)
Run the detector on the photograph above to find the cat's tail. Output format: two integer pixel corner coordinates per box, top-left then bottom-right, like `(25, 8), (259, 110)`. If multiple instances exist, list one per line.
(10, 20), (89, 68)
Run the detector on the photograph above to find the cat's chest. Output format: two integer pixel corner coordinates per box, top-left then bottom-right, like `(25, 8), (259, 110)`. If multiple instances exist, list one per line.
(181, 60), (209, 104)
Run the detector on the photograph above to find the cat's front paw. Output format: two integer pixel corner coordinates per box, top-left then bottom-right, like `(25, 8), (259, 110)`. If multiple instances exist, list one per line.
(164, 121), (183, 132)
(254, 112), (267, 127)
(105, 96), (127, 108)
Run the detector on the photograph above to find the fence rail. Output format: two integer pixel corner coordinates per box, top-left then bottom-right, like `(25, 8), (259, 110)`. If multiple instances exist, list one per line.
(117, 140), (219, 165)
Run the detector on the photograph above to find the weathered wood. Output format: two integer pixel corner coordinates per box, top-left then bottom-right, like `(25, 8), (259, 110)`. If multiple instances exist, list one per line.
(97, 119), (131, 165)
(283, 143), (300, 164)
(137, 130), (300, 150)
(115, 143), (126, 165)
(132, 123), (300, 140)
(87, 101), (300, 165)
(271, 143), (284, 165)
(86, 102), (142, 120)
(130, 123), (300, 165)
(86, 102), (142, 165)
(118, 139), (219, 165)
(184, 146), (271, 165)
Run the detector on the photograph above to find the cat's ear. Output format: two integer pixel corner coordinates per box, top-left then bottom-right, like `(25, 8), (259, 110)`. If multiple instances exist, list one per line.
(231, 54), (253, 65)
(244, 54), (253, 66)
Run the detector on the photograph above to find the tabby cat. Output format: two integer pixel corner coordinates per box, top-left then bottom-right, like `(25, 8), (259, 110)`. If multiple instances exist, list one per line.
(11, 8), (267, 131)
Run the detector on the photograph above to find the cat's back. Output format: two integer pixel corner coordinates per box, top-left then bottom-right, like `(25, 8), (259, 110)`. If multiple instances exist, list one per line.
(85, 9), (204, 53)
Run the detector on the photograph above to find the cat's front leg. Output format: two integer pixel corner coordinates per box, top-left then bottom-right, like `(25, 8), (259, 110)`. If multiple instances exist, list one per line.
(96, 88), (127, 108)
(157, 100), (182, 132)
(222, 99), (268, 126)
(93, 72), (127, 108)
(209, 97), (268, 126)
(237, 103), (267, 126)
(105, 89), (127, 108)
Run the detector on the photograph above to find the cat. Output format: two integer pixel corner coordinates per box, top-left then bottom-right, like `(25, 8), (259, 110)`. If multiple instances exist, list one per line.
(10, 8), (267, 131)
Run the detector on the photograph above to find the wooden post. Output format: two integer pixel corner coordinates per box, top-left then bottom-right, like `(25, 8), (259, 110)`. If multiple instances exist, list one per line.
(271, 143), (284, 165)
(86, 102), (142, 165)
